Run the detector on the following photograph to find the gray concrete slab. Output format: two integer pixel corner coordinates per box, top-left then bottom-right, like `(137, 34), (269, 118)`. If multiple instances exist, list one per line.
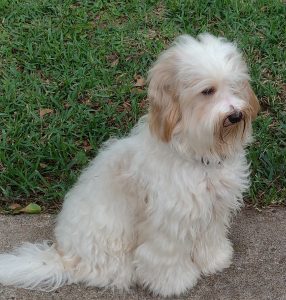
(0, 208), (285, 300)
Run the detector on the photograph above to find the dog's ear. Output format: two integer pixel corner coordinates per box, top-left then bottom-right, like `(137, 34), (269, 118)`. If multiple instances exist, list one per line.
(245, 82), (260, 120)
(148, 53), (181, 142)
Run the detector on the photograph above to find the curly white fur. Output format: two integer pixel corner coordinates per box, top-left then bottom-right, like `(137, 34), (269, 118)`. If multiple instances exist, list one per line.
(0, 33), (260, 297)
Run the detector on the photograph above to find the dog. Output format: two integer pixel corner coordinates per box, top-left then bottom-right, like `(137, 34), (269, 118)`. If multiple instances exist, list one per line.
(0, 33), (260, 297)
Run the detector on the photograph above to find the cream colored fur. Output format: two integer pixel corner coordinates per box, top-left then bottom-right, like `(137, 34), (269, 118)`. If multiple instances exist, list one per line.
(0, 33), (259, 297)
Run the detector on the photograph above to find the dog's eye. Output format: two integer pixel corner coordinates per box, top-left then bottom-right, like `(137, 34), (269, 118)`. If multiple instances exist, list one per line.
(202, 87), (216, 96)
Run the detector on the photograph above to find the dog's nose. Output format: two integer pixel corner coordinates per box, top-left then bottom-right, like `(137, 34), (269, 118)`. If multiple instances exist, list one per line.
(227, 111), (243, 124)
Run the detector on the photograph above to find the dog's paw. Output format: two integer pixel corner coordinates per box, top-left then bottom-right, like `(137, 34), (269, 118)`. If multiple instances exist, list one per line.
(197, 240), (233, 275)
(136, 258), (200, 297)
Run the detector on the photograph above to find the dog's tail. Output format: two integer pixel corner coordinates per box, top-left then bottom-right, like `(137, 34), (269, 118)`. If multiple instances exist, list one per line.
(0, 241), (71, 291)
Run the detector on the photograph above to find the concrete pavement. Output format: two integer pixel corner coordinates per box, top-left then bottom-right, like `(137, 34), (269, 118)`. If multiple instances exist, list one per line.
(0, 208), (286, 300)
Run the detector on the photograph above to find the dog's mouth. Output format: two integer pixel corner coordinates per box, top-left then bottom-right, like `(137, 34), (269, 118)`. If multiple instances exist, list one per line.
(223, 111), (244, 127)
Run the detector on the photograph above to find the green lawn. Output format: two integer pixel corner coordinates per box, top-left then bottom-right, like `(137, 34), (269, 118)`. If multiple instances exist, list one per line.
(0, 0), (285, 209)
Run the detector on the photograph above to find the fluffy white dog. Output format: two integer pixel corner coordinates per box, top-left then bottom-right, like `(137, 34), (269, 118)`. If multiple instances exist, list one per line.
(0, 33), (260, 297)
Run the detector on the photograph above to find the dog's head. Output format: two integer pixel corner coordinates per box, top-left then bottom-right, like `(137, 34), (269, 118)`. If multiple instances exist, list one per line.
(148, 34), (260, 158)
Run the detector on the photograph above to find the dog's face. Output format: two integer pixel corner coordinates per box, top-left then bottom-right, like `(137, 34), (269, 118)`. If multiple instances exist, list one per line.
(148, 34), (260, 158)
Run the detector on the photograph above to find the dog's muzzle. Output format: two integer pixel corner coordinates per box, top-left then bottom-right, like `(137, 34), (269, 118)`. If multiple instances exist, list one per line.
(224, 111), (243, 127)
(228, 111), (243, 123)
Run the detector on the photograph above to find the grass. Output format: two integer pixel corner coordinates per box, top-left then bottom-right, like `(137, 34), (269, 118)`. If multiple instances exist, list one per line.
(0, 0), (285, 209)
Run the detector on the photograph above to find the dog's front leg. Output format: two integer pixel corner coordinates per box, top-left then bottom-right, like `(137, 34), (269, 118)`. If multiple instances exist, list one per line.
(134, 229), (200, 297)
(192, 221), (233, 275)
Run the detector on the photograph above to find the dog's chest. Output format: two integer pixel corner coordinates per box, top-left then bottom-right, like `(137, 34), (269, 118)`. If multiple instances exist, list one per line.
(152, 159), (247, 221)
(141, 153), (250, 238)
(202, 167), (243, 211)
